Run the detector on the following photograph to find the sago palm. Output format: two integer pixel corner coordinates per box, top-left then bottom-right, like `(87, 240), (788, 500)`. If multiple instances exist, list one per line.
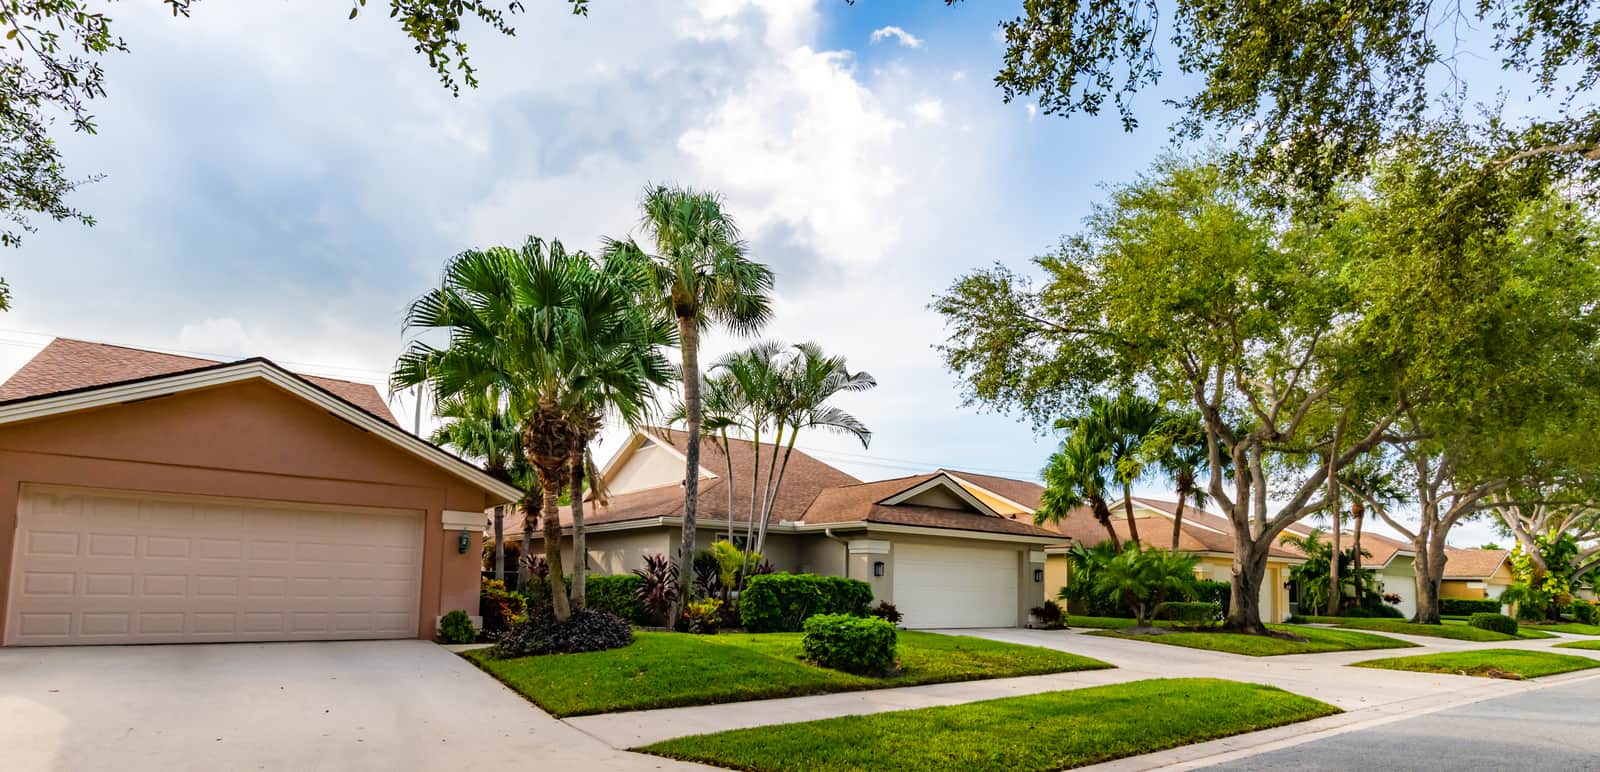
(605, 184), (774, 618)
(393, 236), (669, 622)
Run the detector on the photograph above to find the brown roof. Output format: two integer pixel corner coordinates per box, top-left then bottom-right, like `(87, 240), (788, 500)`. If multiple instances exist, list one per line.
(1274, 528), (1413, 567)
(942, 469), (1045, 510)
(0, 338), (398, 425)
(1443, 548), (1510, 580)
(800, 474), (1059, 538)
(1033, 496), (1304, 559)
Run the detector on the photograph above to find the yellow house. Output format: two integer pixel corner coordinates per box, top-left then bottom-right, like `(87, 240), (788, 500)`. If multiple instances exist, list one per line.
(1440, 548), (1515, 602)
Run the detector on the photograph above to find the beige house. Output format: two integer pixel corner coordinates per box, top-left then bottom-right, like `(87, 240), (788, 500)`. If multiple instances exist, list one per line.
(1441, 548), (1515, 604)
(504, 429), (1062, 629)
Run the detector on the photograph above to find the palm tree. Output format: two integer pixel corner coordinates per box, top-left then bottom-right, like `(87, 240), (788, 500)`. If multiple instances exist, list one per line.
(754, 341), (874, 556)
(1143, 409), (1212, 552)
(393, 237), (670, 622)
(670, 372), (746, 543)
(1057, 392), (1161, 546)
(1038, 431), (1121, 549)
(605, 185), (774, 621)
(711, 340), (786, 556)
(430, 390), (534, 582)
(1339, 457), (1403, 575)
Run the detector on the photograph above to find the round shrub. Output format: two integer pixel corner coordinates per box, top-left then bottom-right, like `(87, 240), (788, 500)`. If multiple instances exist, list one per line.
(1153, 601), (1220, 624)
(437, 609), (477, 644)
(802, 613), (897, 676)
(492, 607), (634, 658)
(1468, 612), (1519, 636)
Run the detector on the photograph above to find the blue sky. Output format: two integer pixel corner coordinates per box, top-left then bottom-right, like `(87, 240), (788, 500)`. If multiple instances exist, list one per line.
(0, 1), (1518, 546)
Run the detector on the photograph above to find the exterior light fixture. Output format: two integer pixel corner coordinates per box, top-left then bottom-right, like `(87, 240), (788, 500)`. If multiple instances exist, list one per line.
(458, 528), (471, 554)
(1033, 569), (1044, 583)
(873, 561), (886, 577)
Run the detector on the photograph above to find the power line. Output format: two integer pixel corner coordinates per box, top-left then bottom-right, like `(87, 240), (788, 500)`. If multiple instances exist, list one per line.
(0, 326), (396, 384)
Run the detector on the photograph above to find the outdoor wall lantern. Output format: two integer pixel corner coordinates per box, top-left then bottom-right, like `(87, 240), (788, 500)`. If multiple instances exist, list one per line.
(1034, 569), (1044, 583)
(873, 561), (886, 577)
(458, 528), (471, 555)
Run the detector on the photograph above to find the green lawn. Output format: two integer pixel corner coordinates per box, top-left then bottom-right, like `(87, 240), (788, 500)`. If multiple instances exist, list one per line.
(1352, 649), (1600, 679)
(1091, 625), (1414, 656)
(1554, 639), (1600, 650)
(1292, 616), (1521, 642)
(640, 678), (1339, 772)
(1065, 615), (1144, 629)
(464, 631), (1110, 717)
(1528, 622), (1600, 636)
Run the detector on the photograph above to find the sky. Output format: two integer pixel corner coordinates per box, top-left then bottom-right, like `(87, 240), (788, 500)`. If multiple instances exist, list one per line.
(0, 0), (1514, 548)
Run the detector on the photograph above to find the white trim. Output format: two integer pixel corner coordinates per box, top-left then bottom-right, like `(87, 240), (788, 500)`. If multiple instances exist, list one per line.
(877, 474), (1004, 517)
(442, 510), (484, 530)
(848, 539), (892, 555)
(857, 523), (1061, 545)
(1029, 550), (1046, 563)
(0, 360), (523, 503)
(944, 472), (1038, 515)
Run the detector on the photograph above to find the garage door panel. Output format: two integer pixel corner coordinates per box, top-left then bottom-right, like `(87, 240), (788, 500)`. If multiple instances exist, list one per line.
(6, 487), (423, 646)
(895, 543), (1018, 629)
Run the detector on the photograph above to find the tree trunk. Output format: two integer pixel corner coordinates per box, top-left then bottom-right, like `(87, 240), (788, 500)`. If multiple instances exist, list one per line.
(1171, 489), (1187, 552)
(740, 423), (762, 588)
(1325, 426), (1342, 616)
(493, 505), (505, 581)
(1120, 486), (1142, 546)
(1413, 549), (1440, 625)
(759, 433), (801, 558)
(1093, 498), (1121, 551)
(1224, 528), (1271, 634)
(570, 442), (587, 609)
(721, 431), (735, 543)
(674, 314), (702, 623)
(1351, 500), (1365, 575)
(755, 424), (787, 556)
(519, 496), (534, 588)
(541, 484), (571, 622)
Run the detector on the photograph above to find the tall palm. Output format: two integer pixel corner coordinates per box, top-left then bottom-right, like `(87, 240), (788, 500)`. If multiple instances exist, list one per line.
(393, 236), (670, 622)
(755, 342), (875, 556)
(430, 390), (535, 582)
(605, 184), (774, 621)
(712, 340), (786, 556)
(1038, 431), (1121, 550)
(1062, 392), (1162, 547)
(1339, 457), (1403, 575)
(1143, 409), (1215, 551)
(670, 372), (747, 543)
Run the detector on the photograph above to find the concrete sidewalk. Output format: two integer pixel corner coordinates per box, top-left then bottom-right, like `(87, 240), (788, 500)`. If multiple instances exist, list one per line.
(564, 625), (1600, 749)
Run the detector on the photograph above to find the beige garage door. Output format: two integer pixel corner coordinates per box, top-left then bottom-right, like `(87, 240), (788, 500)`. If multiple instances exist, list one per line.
(894, 542), (1019, 629)
(5, 486), (422, 646)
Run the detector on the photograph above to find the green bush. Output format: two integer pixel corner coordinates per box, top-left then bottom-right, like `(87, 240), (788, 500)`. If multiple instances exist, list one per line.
(802, 613), (897, 675)
(438, 609), (477, 644)
(1440, 598), (1502, 616)
(1153, 601), (1220, 624)
(1468, 612), (1519, 636)
(1564, 602), (1597, 625)
(1191, 579), (1232, 617)
(1342, 604), (1404, 619)
(740, 573), (873, 632)
(585, 574), (648, 625)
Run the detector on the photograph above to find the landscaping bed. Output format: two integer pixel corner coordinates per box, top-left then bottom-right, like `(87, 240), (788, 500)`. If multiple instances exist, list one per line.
(464, 630), (1110, 716)
(639, 678), (1340, 771)
(1351, 649), (1600, 679)
(1090, 625), (1414, 656)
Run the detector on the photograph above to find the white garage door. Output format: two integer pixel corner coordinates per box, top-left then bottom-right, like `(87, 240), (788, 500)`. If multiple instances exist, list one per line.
(6, 486), (423, 646)
(894, 542), (1019, 629)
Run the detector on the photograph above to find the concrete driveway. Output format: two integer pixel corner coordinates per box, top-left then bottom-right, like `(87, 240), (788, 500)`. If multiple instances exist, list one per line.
(0, 640), (700, 772)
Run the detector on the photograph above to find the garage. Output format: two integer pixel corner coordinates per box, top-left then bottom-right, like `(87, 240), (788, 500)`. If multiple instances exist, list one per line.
(7, 486), (423, 646)
(0, 337), (519, 646)
(893, 541), (1019, 628)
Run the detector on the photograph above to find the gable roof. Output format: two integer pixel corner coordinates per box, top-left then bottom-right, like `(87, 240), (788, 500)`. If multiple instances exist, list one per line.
(0, 338), (398, 425)
(0, 344), (519, 502)
(799, 473), (1058, 538)
(1028, 496), (1307, 560)
(1443, 548), (1511, 580)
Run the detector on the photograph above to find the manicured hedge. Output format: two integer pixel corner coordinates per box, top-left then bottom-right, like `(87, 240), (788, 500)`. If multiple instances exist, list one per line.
(740, 573), (874, 632)
(584, 574), (649, 625)
(1441, 598), (1502, 616)
(802, 613), (897, 675)
(1564, 602), (1597, 625)
(1153, 601), (1220, 624)
(1468, 612), (1519, 636)
(1191, 580), (1232, 617)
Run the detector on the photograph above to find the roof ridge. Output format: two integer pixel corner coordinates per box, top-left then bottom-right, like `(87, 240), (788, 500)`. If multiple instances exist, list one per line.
(56, 336), (218, 364)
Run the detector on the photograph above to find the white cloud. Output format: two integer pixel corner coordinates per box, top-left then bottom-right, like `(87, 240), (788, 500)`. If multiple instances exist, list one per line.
(178, 318), (256, 358)
(869, 25), (923, 49)
(911, 97), (945, 125)
(1026, 103), (1038, 121)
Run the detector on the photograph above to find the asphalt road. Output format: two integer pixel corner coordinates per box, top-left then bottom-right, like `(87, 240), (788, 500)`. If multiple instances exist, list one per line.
(1211, 676), (1600, 771)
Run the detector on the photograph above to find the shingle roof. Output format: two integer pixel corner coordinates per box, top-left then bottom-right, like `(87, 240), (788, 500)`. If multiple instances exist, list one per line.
(1443, 548), (1510, 580)
(0, 337), (398, 425)
(800, 474), (1059, 537)
(1030, 496), (1306, 559)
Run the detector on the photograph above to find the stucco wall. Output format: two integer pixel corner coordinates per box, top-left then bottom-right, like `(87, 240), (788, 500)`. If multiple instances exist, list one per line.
(607, 443), (705, 495)
(1376, 558), (1418, 619)
(0, 380), (502, 643)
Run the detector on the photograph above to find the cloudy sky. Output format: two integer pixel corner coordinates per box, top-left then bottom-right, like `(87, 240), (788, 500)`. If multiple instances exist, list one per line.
(0, 1), (1508, 546)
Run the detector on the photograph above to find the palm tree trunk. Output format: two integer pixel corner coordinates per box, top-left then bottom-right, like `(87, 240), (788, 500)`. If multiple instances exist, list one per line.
(1351, 500), (1365, 575)
(758, 428), (801, 557)
(570, 440), (588, 609)
(721, 430), (735, 543)
(1121, 485), (1141, 546)
(493, 505), (505, 581)
(1171, 490), (1187, 552)
(1093, 499), (1122, 551)
(542, 483), (572, 622)
(755, 424), (785, 556)
(674, 314), (702, 624)
(742, 423), (762, 578)
(520, 495), (534, 589)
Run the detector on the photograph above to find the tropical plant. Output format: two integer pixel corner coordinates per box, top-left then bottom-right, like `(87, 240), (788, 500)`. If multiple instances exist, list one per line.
(1337, 457), (1405, 576)
(1279, 528), (1380, 616)
(492, 606), (634, 658)
(393, 236), (671, 622)
(1038, 433), (1119, 548)
(1056, 540), (1123, 612)
(437, 610), (478, 644)
(1142, 409), (1214, 551)
(683, 598), (724, 634)
(632, 553), (680, 627)
(431, 390), (535, 582)
(1089, 544), (1200, 627)
(870, 601), (904, 624)
(605, 184), (774, 622)
(1071, 391), (1163, 547)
